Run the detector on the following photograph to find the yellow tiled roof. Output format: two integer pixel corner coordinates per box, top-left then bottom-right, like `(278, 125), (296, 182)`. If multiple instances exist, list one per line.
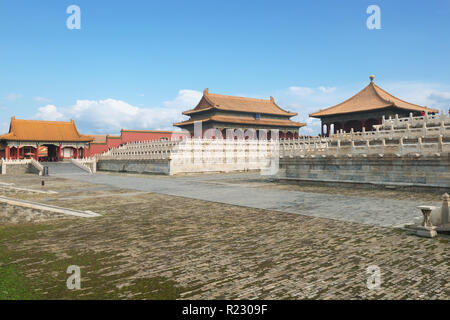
(183, 89), (297, 116)
(174, 115), (305, 128)
(0, 117), (93, 142)
(310, 76), (438, 117)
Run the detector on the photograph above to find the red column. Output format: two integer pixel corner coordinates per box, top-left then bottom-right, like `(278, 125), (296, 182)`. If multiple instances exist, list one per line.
(341, 121), (345, 133)
(57, 145), (61, 161)
(16, 147), (20, 159)
(74, 148), (78, 159)
(326, 123), (331, 137)
(321, 123), (324, 136)
(35, 146), (39, 161)
(5, 146), (10, 159)
(361, 120), (366, 131)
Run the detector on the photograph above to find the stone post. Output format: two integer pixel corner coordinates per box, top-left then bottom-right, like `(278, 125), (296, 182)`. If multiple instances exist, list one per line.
(416, 205), (437, 238)
(399, 137), (404, 155)
(442, 193), (449, 225)
(438, 135), (443, 152)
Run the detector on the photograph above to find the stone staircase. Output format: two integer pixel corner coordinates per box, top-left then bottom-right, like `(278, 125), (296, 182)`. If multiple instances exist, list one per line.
(40, 161), (91, 176)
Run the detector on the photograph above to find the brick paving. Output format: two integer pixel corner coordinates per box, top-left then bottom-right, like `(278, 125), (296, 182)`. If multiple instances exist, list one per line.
(62, 172), (444, 227)
(0, 174), (448, 299)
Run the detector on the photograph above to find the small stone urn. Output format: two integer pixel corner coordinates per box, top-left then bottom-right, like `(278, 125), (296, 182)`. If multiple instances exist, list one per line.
(416, 205), (437, 238)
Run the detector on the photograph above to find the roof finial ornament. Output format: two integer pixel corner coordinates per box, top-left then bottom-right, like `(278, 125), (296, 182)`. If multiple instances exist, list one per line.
(270, 96), (274, 102)
(204, 88), (209, 95)
(370, 75), (375, 83)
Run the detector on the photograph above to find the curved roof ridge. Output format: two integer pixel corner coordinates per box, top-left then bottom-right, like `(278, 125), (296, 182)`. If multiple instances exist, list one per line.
(184, 89), (297, 116)
(0, 117), (93, 142)
(309, 82), (389, 116)
(310, 77), (438, 117)
(369, 82), (395, 105)
(372, 83), (430, 109)
(208, 92), (272, 102)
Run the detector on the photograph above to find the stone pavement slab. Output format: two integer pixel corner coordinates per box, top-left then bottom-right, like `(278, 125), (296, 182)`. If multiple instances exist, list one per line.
(61, 173), (439, 228)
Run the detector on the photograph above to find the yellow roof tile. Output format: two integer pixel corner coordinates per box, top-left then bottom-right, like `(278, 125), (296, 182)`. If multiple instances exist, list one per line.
(310, 77), (438, 117)
(0, 117), (93, 142)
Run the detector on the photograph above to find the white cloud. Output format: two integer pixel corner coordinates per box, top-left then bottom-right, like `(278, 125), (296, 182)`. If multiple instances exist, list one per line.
(33, 89), (202, 134)
(35, 105), (65, 121)
(6, 93), (23, 101)
(33, 96), (52, 103)
(288, 86), (315, 96)
(318, 86), (336, 94)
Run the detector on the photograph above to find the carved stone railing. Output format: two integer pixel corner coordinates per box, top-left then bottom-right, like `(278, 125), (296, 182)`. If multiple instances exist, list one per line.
(30, 159), (44, 175)
(0, 159), (44, 175)
(279, 135), (450, 158)
(97, 139), (279, 174)
(377, 111), (450, 130)
(71, 158), (96, 174)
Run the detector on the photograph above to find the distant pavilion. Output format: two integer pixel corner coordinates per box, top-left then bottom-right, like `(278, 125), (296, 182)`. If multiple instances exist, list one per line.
(174, 89), (306, 139)
(309, 76), (438, 136)
(0, 117), (92, 161)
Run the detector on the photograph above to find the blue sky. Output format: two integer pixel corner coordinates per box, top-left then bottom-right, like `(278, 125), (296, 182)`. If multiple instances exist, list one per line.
(1, 0), (449, 134)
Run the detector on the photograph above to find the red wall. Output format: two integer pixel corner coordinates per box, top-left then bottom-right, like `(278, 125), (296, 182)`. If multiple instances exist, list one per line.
(86, 143), (109, 157)
(121, 131), (173, 143)
(86, 130), (188, 157)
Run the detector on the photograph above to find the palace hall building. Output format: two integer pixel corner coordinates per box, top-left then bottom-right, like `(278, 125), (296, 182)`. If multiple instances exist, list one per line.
(174, 89), (306, 139)
(0, 117), (93, 161)
(309, 76), (438, 137)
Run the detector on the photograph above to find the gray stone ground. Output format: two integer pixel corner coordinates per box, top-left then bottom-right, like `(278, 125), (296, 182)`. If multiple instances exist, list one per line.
(0, 174), (448, 299)
(61, 172), (442, 228)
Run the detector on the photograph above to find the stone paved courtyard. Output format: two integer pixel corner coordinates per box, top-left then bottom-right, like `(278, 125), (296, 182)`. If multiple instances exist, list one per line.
(60, 172), (444, 227)
(0, 174), (448, 299)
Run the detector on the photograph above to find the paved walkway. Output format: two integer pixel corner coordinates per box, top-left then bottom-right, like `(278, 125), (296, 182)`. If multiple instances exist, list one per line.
(41, 162), (90, 176)
(61, 173), (436, 228)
